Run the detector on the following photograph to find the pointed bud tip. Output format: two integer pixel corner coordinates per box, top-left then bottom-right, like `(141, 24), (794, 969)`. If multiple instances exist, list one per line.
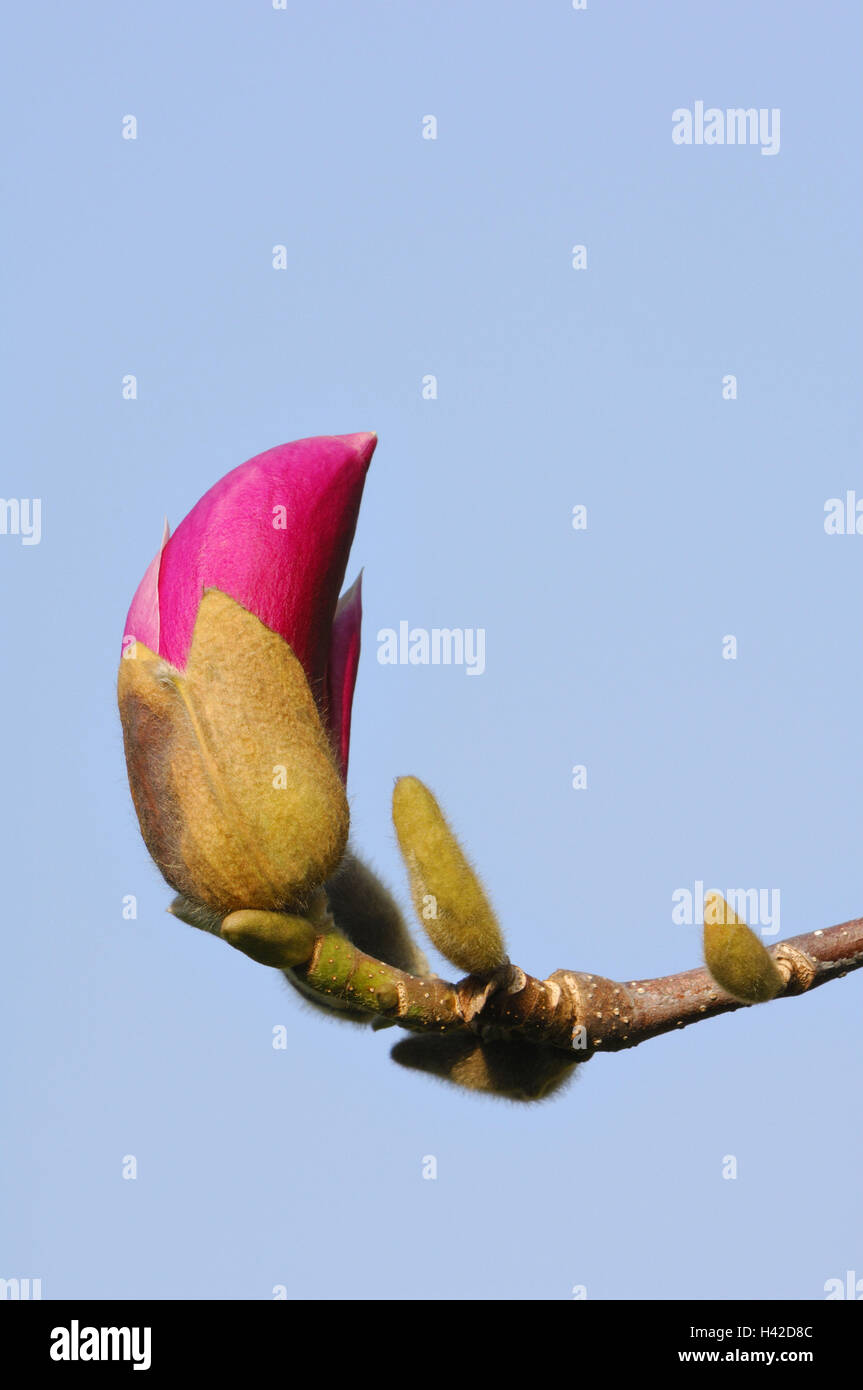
(339, 431), (377, 468)
(337, 570), (363, 609)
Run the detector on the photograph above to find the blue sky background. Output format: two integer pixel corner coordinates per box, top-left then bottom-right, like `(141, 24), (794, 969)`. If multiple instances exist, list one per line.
(2, 0), (860, 1300)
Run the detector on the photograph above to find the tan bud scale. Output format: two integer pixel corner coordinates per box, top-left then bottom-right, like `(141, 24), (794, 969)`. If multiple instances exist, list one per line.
(118, 589), (349, 916)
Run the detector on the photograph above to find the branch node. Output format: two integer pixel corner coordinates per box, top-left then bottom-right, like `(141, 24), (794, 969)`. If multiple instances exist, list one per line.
(772, 943), (818, 994)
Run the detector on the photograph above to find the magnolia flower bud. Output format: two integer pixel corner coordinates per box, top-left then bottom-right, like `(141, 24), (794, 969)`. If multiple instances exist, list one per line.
(119, 433), (375, 916)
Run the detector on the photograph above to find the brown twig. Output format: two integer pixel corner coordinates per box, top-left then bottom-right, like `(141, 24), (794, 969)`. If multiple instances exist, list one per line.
(223, 912), (863, 1057)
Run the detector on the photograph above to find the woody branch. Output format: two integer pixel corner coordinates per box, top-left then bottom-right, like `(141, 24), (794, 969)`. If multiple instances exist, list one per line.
(219, 913), (863, 1058)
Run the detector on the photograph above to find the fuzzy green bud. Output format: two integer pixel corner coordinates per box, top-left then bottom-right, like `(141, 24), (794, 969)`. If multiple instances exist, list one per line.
(392, 776), (507, 975)
(220, 909), (317, 968)
(391, 1034), (579, 1102)
(703, 891), (784, 1003)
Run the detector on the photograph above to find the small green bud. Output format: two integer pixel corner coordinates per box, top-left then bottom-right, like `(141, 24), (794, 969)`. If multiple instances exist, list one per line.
(392, 776), (507, 975)
(390, 1034), (579, 1102)
(221, 909), (317, 968)
(703, 891), (784, 1003)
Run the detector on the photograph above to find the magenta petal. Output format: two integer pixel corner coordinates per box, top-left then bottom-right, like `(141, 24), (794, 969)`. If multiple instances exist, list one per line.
(326, 573), (363, 781)
(155, 433), (375, 689)
(124, 517), (170, 653)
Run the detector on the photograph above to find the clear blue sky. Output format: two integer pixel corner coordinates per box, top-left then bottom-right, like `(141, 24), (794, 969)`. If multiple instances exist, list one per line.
(2, 0), (860, 1299)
